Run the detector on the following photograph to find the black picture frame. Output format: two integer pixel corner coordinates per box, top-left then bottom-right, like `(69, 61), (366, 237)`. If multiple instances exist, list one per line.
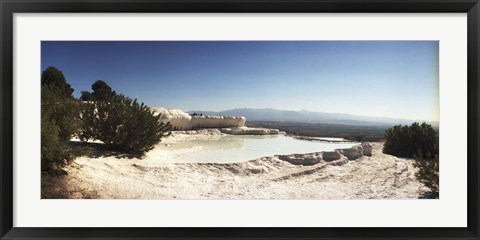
(1, 0), (479, 239)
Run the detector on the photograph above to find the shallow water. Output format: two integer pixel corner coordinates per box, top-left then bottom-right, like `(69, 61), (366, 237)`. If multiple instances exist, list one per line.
(156, 134), (358, 163)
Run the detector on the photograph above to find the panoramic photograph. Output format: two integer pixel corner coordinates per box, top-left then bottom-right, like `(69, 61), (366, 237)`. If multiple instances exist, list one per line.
(41, 41), (439, 199)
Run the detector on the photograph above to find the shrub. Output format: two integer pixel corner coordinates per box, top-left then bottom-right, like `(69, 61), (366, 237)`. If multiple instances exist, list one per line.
(41, 66), (74, 99)
(42, 85), (81, 142)
(383, 122), (439, 194)
(41, 67), (80, 172)
(80, 91), (94, 101)
(91, 80), (116, 101)
(383, 122), (437, 159)
(414, 154), (439, 193)
(79, 94), (171, 154)
(41, 118), (67, 171)
(79, 80), (117, 102)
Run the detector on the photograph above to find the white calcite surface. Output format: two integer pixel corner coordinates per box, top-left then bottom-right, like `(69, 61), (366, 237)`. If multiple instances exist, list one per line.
(276, 142), (373, 166)
(190, 116), (246, 129)
(59, 139), (427, 199)
(152, 107), (246, 130)
(152, 107), (192, 130)
(220, 126), (280, 135)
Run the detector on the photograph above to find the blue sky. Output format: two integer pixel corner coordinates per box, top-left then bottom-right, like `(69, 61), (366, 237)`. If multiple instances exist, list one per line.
(41, 41), (439, 121)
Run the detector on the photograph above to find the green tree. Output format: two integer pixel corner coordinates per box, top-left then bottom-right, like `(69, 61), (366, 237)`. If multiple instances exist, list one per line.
(41, 67), (80, 172)
(42, 85), (80, 142)
(79, 94), (171, 154)
(383, 122), (437, 159)
(41, 66), (74, 99)
(414, 138), (439, 194)
(383, 122), (439, 194)
(91, 80), (116, 101)
(41, 116), (66, 172)
(80, 91), (94, 101)
(414, 154), (439, 193)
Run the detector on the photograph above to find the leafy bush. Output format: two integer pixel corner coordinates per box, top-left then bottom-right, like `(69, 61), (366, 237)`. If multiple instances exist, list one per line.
(383, 122), (439, 194)
(91, 80), (116, 101)
(41, 118), (67, 172)
(42, 85), (81, 142)
(79, 94), (171, 154)
(79, 80), (117, 102)
(41, 66), (74, 99)
(383, 122), (437, 158)
(41, 67), (80, 172)
(414, 154), (439, 193)
(80, 91), (94, 101)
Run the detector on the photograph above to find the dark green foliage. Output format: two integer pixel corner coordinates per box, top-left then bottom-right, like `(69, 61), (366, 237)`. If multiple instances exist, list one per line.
(383, 122), (439, 193)
(80, 91), (94, 101)
(414, 138), (439, 194)
(41, 67), (80, 172)
(41, 118), (67, 172)
(41, 66), (74, 99)
(383, 122), (437, 159)
(414, 154), (439, 193)
(80, 80), (116, 102)
(79, 94), (171, 154)
(42, 85), (81, 142)
(91, 80), (116, 101)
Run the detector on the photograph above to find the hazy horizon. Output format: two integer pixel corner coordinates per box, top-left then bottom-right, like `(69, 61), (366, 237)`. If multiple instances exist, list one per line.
(41, 41), (439, 122)
(181, 107), (439, 123)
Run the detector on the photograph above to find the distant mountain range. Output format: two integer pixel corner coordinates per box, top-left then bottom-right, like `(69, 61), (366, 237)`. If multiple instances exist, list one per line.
(187, 108), (439, 127)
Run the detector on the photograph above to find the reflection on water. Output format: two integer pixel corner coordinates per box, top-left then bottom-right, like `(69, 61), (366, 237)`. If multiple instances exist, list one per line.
(160, 135), (358, 163)
(169, 135), (247, 151)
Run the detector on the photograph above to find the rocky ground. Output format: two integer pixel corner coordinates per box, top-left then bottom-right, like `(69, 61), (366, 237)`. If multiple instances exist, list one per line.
(42, 131), (429, 199)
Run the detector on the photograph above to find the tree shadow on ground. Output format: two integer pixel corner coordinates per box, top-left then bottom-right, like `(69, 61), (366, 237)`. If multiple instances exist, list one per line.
(41, 172), (100, 199)
(418, 191), (439, 199)
(67, 140), (144, 159)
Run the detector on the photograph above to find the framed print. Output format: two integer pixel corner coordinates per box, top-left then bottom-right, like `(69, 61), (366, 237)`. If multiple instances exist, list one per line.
(1, 0), (479, 239)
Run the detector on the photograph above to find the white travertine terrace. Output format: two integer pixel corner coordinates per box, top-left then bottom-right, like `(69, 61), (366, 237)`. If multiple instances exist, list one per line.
(152, 107), (246, 130)
(152, 108), (192, 130)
